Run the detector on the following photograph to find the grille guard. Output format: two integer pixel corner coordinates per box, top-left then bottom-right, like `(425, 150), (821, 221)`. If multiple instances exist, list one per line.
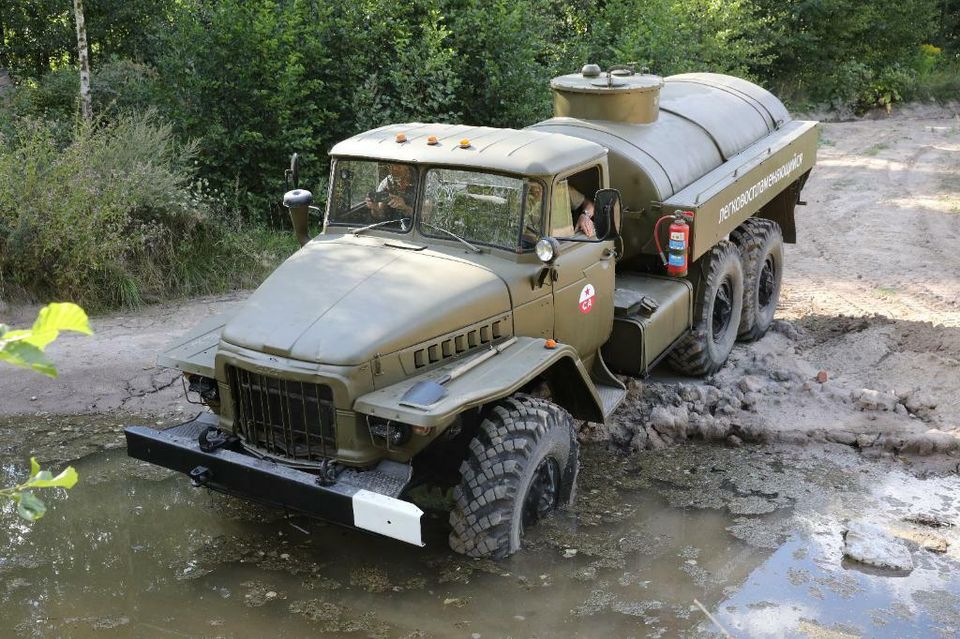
(226, 365), (337, 462)
(124, 414), (424, 546)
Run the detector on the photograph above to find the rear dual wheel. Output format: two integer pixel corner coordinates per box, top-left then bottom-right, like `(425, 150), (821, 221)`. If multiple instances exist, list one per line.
(668, 240), (744, 376)
(730, 218), (784, 342)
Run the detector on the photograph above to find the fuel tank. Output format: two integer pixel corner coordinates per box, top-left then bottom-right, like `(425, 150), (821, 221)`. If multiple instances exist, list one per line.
(528, 67), (807, 262)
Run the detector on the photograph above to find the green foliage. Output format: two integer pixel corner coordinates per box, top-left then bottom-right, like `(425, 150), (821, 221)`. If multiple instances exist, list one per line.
(0, 302), (92, 377)
(0, 0), (173, 78)
(753, 0), (944, 109)
(2, 59), (160, 139)
(587, 0), (773, 79)
(0, 457), (79, 522)
(149, 0), (336, 218)
(0, 112), (295, 309)
(0, 306), (83, 523)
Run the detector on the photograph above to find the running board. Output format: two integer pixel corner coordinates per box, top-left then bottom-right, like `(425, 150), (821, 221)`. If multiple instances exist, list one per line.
(591, 353), (626, 419)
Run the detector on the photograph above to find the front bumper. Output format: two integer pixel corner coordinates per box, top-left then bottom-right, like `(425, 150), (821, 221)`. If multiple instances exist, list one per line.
(124, 414), (424, 546)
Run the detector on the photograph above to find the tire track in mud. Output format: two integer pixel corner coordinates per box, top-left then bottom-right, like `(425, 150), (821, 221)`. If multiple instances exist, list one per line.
(783, 115), (960, 326)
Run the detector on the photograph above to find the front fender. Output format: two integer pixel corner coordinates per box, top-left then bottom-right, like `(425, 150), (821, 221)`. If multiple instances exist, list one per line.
(353, 337), (603, 428)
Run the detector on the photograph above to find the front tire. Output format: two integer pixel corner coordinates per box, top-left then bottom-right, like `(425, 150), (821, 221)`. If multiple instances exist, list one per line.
(448, 394), (578, 559)
(668, 240), (744, 376)
(730, 218), (784, 342)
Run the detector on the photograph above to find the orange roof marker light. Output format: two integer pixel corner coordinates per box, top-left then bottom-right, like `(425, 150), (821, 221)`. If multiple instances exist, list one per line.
(395, 133), (407, 143)
(459, 139), (471, 148)
(544, 339), (558, 349)
(427, 135), (439, 145)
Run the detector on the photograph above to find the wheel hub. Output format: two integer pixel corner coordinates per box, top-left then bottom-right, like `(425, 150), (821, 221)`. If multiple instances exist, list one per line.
(758, 256), (776, 309)
(712, 277), (733, 341)
(521, 457), (560, 529)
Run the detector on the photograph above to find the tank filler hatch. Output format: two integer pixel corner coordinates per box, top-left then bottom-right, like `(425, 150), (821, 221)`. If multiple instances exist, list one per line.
(550, 64), (664, 124)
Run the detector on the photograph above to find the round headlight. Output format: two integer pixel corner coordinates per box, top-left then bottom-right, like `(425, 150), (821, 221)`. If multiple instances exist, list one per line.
(535, 237), (559, 263)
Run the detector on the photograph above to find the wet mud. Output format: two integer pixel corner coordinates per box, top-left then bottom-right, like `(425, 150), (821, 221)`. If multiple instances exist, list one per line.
(2, 436), (960, 638)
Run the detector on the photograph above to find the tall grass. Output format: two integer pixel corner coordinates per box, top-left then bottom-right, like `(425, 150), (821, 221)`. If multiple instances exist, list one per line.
(0, 113), (295, 311)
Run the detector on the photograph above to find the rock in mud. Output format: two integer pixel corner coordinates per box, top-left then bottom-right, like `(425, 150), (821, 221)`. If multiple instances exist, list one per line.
(850, 388), (898, 411)
(738, 376), (765, 394)
(896, 430), (960, 455)
(856, 433), (881, 449)
(842, 521), (914, 572)
(827, 430), (858, 446)
(903, 513), (953, 529)
(898, 389), (938, 420)
(853, 389), (898, 412)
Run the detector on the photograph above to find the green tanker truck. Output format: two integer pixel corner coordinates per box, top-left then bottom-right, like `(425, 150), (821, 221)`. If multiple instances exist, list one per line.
(125, 65), (818, 558)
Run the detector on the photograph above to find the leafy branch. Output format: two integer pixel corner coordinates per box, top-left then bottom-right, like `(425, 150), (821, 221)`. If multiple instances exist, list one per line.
(0, 302), (93, 377)
(0, 302), (90, 521)
(0, 458), (79, 521)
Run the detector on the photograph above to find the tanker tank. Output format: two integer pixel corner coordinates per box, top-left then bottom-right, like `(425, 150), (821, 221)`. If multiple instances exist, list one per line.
(528, 66), (816, 264)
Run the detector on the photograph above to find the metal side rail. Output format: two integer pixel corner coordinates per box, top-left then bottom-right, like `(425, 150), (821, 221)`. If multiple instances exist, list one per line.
(123, 414), (424, 547)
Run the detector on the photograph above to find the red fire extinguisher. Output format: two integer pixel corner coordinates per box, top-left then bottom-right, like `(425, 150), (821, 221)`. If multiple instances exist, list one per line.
(654, 211), (694, 277)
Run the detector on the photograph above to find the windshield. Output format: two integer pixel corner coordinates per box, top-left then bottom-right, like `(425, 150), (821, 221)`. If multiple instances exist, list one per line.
(328, 160), (417, 232)
(421, 168), (540, 250)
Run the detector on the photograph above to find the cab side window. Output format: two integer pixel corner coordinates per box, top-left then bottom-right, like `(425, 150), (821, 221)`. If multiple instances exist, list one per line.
(551, 166), (602, 241)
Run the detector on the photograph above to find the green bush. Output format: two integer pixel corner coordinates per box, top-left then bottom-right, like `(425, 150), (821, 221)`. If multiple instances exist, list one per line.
(2, 60), (161, 144)
(0, 113), (295, 310)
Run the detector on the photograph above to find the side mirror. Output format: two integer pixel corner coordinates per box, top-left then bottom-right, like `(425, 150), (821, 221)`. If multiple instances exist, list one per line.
(593, 188), (622, 240)
(283, 188), (313, 246)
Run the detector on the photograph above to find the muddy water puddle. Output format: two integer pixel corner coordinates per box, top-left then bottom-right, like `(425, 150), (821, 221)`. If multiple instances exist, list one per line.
(2, 436), (960, 638)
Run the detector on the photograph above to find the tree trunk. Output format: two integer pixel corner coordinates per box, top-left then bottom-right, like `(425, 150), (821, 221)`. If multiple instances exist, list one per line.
(73, 0), (92, 121)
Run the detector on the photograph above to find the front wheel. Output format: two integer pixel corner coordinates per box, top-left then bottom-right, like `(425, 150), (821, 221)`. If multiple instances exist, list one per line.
(448, 394), (578, 559)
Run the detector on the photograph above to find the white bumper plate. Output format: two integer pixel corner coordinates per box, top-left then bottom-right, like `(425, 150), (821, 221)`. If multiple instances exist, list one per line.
(351, 489), (424, 546)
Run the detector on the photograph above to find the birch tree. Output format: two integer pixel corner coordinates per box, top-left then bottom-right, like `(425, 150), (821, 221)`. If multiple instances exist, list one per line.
(73, 0), (91, 120)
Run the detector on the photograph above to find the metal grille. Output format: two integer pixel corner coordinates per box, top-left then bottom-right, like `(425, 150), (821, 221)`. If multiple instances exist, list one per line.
(227, 365), (336, 461)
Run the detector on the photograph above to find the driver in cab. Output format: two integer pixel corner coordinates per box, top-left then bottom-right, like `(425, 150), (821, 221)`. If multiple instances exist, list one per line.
(569, 186), (596, 238)
(366, 163), (415, 219)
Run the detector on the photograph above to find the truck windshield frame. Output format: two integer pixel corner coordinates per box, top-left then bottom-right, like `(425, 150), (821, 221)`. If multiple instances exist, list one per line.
(327, 159), (418, 233)
(328, 159), (544, 253)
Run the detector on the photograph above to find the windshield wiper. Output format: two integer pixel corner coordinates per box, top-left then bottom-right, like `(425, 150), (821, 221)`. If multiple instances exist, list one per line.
(352, 217), (410, 236)
(420, 221), (482, 253)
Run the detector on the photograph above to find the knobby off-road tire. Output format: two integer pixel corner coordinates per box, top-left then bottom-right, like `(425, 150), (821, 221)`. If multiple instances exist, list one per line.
(668, 240), (744, 376)
(730, 218), (784, 342)
(448, 394), (578, 559)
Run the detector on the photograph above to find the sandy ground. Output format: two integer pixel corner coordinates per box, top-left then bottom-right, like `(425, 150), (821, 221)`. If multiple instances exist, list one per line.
(1, 105), (959, 455)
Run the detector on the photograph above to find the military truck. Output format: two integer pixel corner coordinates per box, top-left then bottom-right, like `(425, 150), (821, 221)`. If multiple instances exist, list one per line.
(125, 66), (817, 558)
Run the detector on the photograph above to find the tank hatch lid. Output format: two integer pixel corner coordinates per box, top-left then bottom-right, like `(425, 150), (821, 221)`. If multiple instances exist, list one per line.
(551, 71), (664, 95)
